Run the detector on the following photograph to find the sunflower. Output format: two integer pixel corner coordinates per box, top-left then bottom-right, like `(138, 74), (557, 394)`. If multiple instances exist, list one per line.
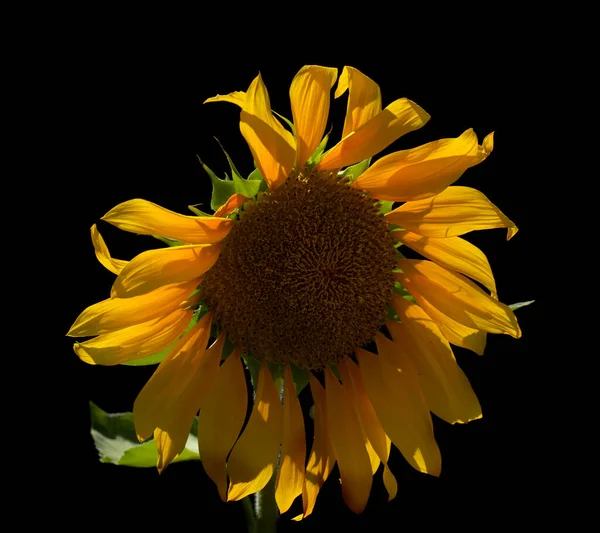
(68, 65), (521, 519)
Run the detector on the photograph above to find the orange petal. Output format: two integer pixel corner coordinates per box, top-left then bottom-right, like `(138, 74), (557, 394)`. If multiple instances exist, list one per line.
(352, 129), (493, 201)
(290, 65), (338, 167)
(91, 224), (128, 275)
(386, 186), (518, 240)
(388, 296), (482, 424)
(396, 260), (521, 338)
(73, 307), (193, 365)
(393, 231), (497, 298)
(317, 98), (430, 171)
(68, 279), (198, 336)
(111, 244), (221, 298)
(197, 349), (248, 501)
(132, 313), (214, 442)
(240, 74), (295, 190)
(324, 368), (372, 514)
(356, 337), (441, 476)
(227, 362), (283, 501)
(275, 365), (306, 514)
(204, 91), (246, 107)
(213, 193), (250, 217)
(334, 66), (382, 139)
(295, 375), (336, 521)
(102, 199), (234, 244)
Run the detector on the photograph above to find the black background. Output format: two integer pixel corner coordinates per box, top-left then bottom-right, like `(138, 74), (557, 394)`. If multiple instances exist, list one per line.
(50, 33), (544, 532)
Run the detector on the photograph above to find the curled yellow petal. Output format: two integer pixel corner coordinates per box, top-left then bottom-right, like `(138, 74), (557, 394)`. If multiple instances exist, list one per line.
(317, 98), (429, 171)
(396, 259), (521, 338)
(275, 365), (306, 514)
(102, 199), (234, 244)
(290, 65), (337, 168)
(352, 129), (493, 201)
(240, 74), (295, 190)
(73, 307), (193, 366)
(227, 362), (283, 501)
(133, 314), (216, 467)
(198, 349), (248, 501)
(213, 193), (250, 217)
(393, 231), (497, 298)
(335, 66), (382, 139)
(111, 243), (221, 298)
(204, 91), (246, 107)
(386, 186), (518, 240)
(68, 279), (199, 337)
(91, 224), (128, 275)
(324, 368), (372, 514)
(388, 296), (482, 424)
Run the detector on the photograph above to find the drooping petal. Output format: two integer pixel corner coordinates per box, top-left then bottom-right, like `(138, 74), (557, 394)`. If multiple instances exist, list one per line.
(111, 243), (221, 298)
(275, 365), (306, 514)
(133, 314), (218, 470)
(91, 224), (128, 274)
(324, 368), (372, 514)
(396, 259), (521, 338)
(388, 296), (482, 424)
(335, 66), (382, 139)
(386, 186), (518, 240)
(213, 193), (250, 217)
(227, 362), (283, 501)
(240, 74), (295, 190)
(204, 91), (246, 107)
(352, 129), (493, 201)
(198, 349), (248, 501)
(317, 98), (430, 171)
(102, 199), (234, 244)
(290, 65), (338, 167)
(73, 307), (193, 365)
(393, 231), (497, 298)
(357, 337), (441, 476)
(68, 280), (199, 336)
(293, 375), (336, 521)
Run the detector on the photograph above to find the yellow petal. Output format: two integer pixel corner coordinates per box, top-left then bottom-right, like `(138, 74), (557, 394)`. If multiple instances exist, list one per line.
(68, 280), (198, 336)
(382, 465), (398, 501)
(317, 98), (430, 171)
(102, 199), (234, 244)
(213, 193), (250, 217)
(227, 362), (283, 501)
(393, 231), (497, 298)
(334, 66), (382, 139)
(388, 296), (482, 424)
(197, 349), (248, 501)
(386, 186), (518, 240)
(296, 375), (336, 521)
(111, 243), (221, 298)
(132, 314), (217, 466)
(275, 365), (306, 514)
(91, 224), (128, 275)
(324, 368), (372, 514)
(240, 74), (295, 190)
(352, 129), (493, 201)
(397, 259), (521, 338)
(204, 91), (246, 107)
(356, 336), (441, 476)
(73, 307), (193, 366)
(290, 65), (338, 167)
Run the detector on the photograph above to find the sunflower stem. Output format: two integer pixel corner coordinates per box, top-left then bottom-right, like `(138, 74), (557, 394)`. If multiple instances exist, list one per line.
(254, 475), (279, 533)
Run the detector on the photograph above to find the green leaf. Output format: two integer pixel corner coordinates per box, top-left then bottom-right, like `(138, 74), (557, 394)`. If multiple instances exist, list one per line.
(337, 158), (371, 183)
(89, 402), (200, 467)
(508, 300), (535, 311)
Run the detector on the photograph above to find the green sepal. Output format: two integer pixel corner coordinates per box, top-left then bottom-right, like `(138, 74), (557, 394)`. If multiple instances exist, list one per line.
(273, 110), (295, 135)
(153, 235), (184, 247)
(248, 167), (269, 192)
(338, 157), (371, 183)
(121, 307), (207, 366)
(306, 132), (330, 166)
(377, 200), (394, 215)
(243, 353), (261, 391)
(509, 300), (535, 311)
(89, 402), (200, 467)
(188, 204), (213, 216)
(290, 363), (310, 396)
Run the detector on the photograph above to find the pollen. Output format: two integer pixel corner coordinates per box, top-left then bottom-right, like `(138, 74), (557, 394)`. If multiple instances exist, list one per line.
(201, 170), (398, 370)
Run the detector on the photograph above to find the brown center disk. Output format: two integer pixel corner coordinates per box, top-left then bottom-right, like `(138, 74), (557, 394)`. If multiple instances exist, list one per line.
(201, 170), (398, 370)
